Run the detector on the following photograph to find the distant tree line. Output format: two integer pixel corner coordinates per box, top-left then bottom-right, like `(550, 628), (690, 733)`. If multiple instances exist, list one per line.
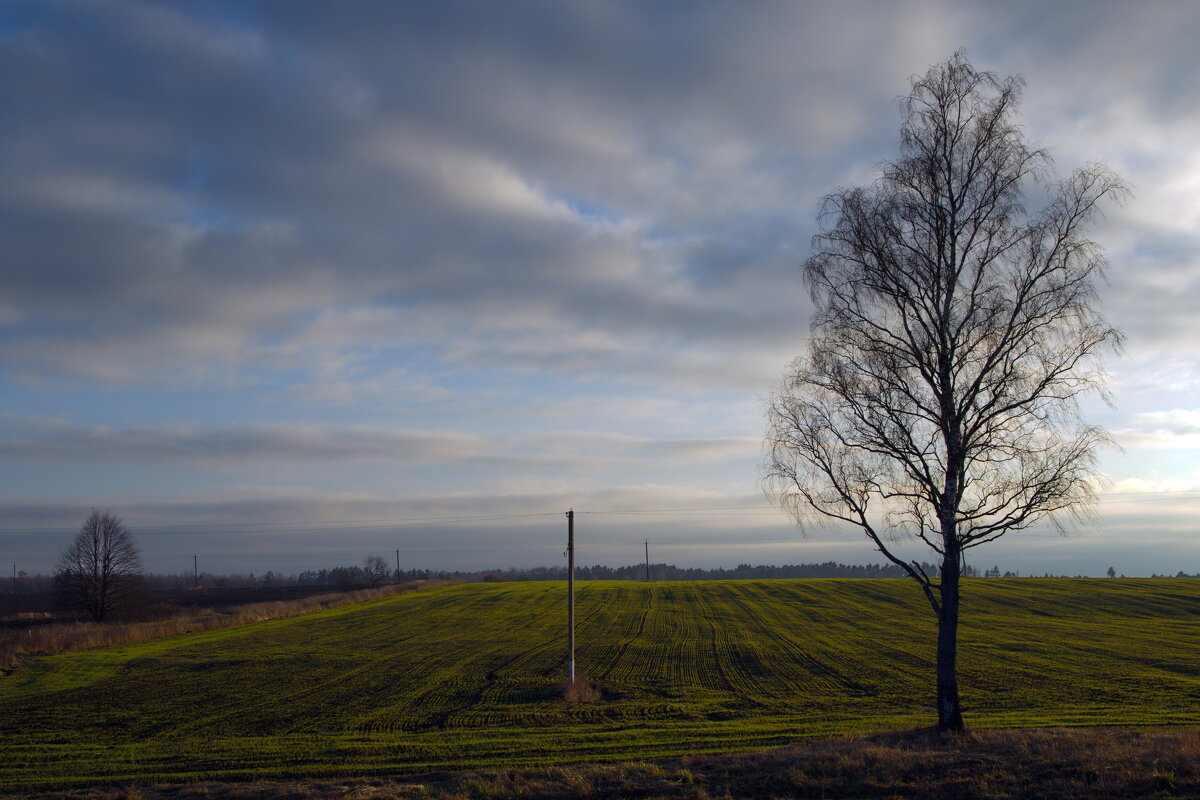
(465, 561), (951, 582)
(13, 553), (1200, 596)
(8, 560), (953, 593)
(13, 563), (1200, 594)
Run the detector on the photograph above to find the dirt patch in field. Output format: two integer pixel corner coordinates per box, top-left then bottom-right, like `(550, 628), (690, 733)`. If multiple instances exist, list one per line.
(0, 581), (450, 671)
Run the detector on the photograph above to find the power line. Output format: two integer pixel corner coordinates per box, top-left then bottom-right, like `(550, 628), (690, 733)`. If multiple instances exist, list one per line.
(0, 512), (563, 535)
(578, 491), (1200, 514)
(149, 545), (566, 560)
(15, 511), (559, 530)
(577, 505), (776, 515)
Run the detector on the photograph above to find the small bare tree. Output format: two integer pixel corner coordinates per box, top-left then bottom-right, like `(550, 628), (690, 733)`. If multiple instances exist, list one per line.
(55, 510), (144, 621)
(363, 555), (390, 588)
(765, 51), (1125, 732)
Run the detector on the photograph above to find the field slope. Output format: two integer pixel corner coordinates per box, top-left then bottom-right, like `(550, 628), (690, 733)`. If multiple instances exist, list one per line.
(1, 579), (1199, 788)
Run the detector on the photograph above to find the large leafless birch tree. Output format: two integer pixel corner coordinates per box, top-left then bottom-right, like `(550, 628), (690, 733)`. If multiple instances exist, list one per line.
(765, 51), (1125, 732)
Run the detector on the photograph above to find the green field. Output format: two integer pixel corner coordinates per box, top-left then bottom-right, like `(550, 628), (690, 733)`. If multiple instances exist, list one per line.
(2, 579), (1199, 788)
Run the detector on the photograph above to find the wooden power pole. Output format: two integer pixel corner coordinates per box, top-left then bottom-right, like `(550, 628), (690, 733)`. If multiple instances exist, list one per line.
(644, 540), (650, 582)
(566, 508), (575, 684)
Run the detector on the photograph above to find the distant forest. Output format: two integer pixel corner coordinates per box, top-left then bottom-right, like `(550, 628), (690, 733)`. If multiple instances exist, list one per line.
(231, 560), (952, 588)
(9, 561), (943, 593)
(464, 561), (950, 582)
(10, 561), (1198, 594)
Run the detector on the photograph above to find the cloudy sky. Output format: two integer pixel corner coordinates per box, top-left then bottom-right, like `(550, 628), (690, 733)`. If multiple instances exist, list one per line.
(2, 0), (1198, 577)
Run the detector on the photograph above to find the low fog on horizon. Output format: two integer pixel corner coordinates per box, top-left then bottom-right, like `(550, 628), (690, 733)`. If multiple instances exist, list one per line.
(2, 1), (1199, 579)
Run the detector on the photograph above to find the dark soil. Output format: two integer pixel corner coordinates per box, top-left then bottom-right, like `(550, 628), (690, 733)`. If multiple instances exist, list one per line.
(9, 727), (1199, 800)
(0, 585), (339, 623)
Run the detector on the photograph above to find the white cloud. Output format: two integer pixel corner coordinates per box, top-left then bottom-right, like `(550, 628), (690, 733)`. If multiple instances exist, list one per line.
(1106, 475), (1200, 495)
(1114, 409), (1200, 449)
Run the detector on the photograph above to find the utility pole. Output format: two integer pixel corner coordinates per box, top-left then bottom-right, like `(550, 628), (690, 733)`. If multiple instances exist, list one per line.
(566, 509), (575, 684)
(11, 563), (15, 594)
(193, 553), (199, 588)
(395, 549), (401, 583)
(644, 540), (650, 582)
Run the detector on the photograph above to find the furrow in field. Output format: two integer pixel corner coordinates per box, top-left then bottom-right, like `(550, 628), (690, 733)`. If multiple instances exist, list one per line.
(595, 584), (653, 683)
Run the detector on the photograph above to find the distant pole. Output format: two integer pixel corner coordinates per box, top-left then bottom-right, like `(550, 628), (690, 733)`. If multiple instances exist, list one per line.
(11, 563), (15, 594)
(193, 553), (198, 588)
(567, 509), (575, 684)
(395, 549), (401, 582)
(644, 541), (650, 582)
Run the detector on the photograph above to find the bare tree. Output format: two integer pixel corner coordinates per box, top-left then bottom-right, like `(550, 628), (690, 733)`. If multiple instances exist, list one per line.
(765, 51), (1125, 733)
(54, 510), (144, 622)
(363, 555), (390, 588)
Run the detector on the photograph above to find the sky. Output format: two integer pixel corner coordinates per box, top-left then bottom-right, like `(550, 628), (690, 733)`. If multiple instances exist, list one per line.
(1, 0), (1198, 578)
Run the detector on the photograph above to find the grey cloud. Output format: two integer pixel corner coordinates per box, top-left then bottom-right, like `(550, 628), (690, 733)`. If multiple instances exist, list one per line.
(1113, 410), (1200, 448)
(0, 0), (939, 390)
(985, 0), (1200, 121)
(0, 421), (490, 464)
(2, 0), (1196, 396)
(0, 419), (761, 470)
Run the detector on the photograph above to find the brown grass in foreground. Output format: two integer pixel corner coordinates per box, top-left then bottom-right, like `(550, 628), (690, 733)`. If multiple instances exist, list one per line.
(563, 671), (602, 704)
(11, 727), (1200, 800)
(0, 580), (452, 672)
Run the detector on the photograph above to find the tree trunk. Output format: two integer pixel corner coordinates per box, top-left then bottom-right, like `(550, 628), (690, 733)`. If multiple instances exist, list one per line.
(936, 553), (965, 732)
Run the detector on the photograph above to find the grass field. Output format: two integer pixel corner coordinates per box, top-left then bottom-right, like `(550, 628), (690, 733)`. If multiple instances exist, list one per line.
(1, 578), (1199, 789)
